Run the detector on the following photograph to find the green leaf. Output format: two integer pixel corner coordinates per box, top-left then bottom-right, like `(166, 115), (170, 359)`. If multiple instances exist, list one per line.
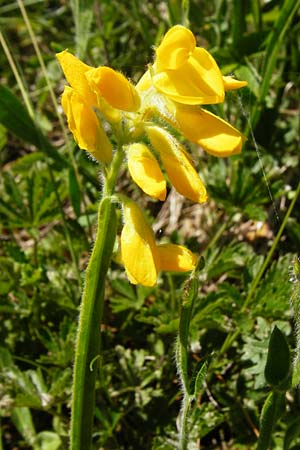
(257, 391), (285, 450)
(0, 86), (66, 166)
(264, 326), (291, 388)
(11, 407), (36, 446)
(111, 279), (136, 300)
(10, 152), (46, 172)
(70, 0), (95, 59)
(251, 0), (300, 127)
(33, 431), (62, 450)
(68, 167), (81, 217)
(3, 172), (26, 215)
(193, 360), (208, 397)
(0, 257), (15, 295)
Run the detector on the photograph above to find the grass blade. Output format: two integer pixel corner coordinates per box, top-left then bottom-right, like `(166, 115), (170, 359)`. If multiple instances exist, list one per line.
(251, 0), (300, 127)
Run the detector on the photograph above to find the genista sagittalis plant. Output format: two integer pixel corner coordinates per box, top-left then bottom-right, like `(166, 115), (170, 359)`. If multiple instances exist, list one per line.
(57, 25), (247, 450)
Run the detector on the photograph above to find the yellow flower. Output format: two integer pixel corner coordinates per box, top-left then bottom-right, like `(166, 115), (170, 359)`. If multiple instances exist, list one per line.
(56, 50), (140, 160)
(126, 143), (167, 201)
(173, 104), (245, 157)
(61, 86), (112, 162)
(85, 66), (140, 113)
(146, 126), (208, 203)
(136, 25), (247, 157)
(152, 25), (225, 105)
(121, 199), (197, 286)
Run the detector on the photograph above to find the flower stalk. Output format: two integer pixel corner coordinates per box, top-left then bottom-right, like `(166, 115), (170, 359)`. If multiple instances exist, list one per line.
(70, 149), (123, 450)
(176, 265), (201, 449)
(56, 25), (248, 449)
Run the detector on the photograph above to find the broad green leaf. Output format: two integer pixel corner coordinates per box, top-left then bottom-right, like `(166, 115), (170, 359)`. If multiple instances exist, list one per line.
(264, 326), (290, 388)
(0, 85), (66, 166)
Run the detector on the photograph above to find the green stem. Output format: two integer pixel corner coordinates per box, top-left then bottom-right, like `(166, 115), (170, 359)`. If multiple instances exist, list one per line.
(256, 391), (284, 450)
(179, 394), (192, 450)
(177, 274), (199, 450)
(205, 214), (231, 252)
(70, 149), (123, 450)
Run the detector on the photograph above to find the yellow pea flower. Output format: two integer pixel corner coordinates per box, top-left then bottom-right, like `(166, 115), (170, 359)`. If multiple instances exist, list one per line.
(56, 50), (97, 106)
(136, 26), (247, 158)
(61, 87), (112, 162)
(174, 104), (245, 157)
(138, 25), (225, 105)
(121, 198), (158, 286)
(56, 50), (141, 159)
(126, 143), (166, 201)
(137, 26), (247, 101)
(85, 67), (140, 112)
(156, 243), (197, 272)
(56, 51), (140, 114)
(120, 199), (196, 286)
(146, 126), (208, 203)
(223, 75), (248, 91)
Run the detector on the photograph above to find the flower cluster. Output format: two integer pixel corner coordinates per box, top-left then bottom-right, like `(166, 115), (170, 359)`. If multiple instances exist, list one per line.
(57, 25), (247, 286)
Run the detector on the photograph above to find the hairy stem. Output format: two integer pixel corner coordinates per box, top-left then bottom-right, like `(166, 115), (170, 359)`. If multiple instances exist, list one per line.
(177, 274), (199, 450)
(70, 149), (123, 450)
(256, 391), (284, 450)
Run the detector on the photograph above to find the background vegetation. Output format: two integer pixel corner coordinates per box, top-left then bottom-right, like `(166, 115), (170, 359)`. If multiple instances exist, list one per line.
(0, 0), (299, 449)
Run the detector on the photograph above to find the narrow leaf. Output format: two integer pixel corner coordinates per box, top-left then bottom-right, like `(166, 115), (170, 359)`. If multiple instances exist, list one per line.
(257, 391), (285, 450)
(68, 167), (82, 217)
(71, 0), (95, 59)
(251, 0), (300, 127)
(193, 360), (208, 397)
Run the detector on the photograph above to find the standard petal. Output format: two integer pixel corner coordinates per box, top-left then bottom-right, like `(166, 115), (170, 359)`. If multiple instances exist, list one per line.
(156, 25), (196, 71)
(85, 67), (140, 112)
(175, 105), (245, 157)
(56, 51), (97, 106)
(121, 199), (158, 286)
(127, 143), (166, 201)
(156, 243), (197, 272)
(223, 75), (248, 91)
(61, 87), (112, 162)
(152, 48), (224, 105)
(189, 47), (224, 101)
(146, 126), (208, 203)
